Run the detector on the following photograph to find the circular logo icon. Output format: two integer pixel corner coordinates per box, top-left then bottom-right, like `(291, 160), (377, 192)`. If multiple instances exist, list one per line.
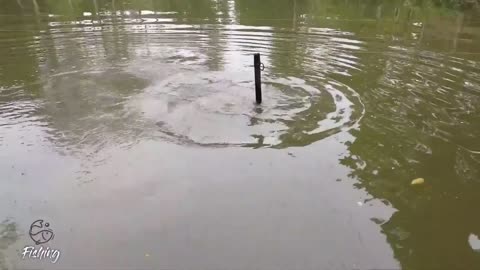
(29, 219), (55, 245)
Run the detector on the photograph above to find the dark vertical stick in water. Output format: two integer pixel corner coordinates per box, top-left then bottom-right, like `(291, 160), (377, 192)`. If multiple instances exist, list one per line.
(254, 53), (262, 104)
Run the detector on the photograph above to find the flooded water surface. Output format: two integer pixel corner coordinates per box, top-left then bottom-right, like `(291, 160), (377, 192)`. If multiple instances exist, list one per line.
(1, 0), (480, 269)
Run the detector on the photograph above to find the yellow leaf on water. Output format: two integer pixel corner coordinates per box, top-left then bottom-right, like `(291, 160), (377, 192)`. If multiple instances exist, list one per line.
(411, 178), (425, 185)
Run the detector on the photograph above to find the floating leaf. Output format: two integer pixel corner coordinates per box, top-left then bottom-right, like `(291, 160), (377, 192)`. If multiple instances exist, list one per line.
(411, 178), (425, 185)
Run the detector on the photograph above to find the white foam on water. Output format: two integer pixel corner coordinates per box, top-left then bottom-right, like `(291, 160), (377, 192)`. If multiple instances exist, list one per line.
(469, 234), (480, 251)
